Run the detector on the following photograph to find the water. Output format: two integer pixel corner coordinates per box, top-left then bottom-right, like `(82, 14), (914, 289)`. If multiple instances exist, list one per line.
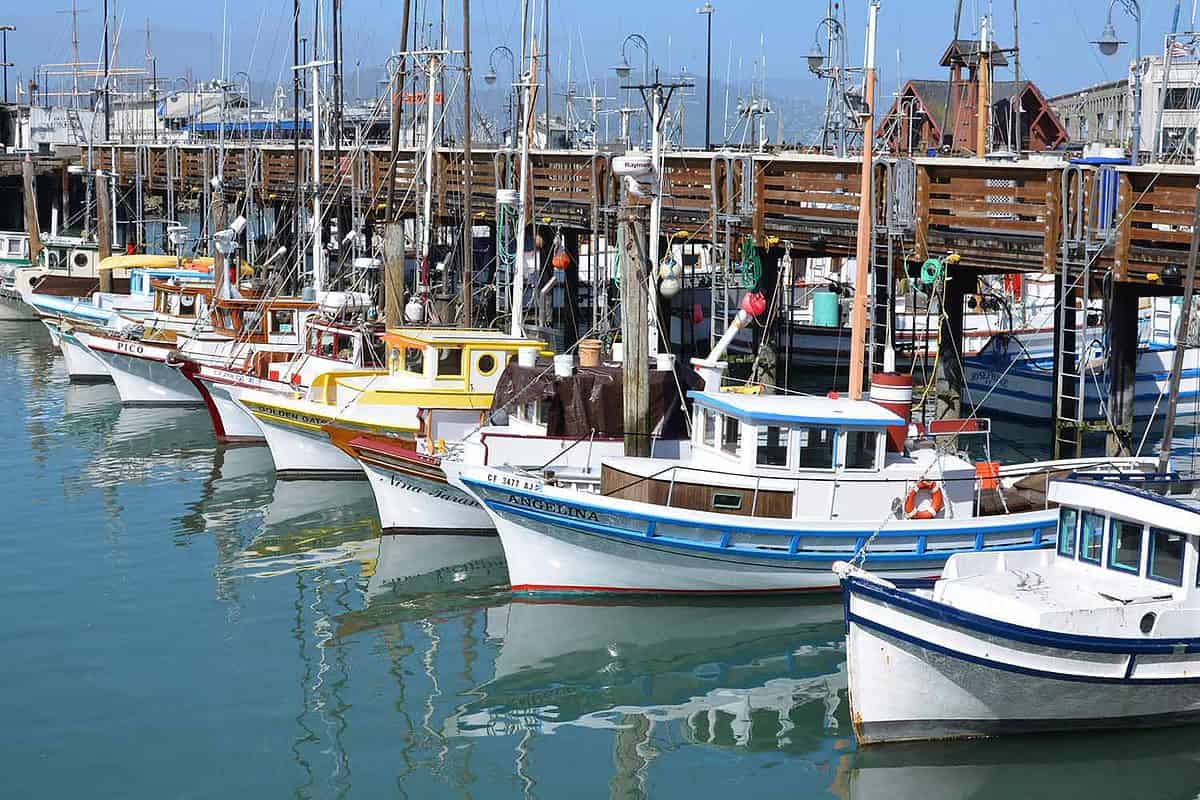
(4, 320), (1200, 799)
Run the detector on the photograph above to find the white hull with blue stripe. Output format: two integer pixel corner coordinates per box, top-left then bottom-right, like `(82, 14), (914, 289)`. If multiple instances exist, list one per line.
(841, 474), (1200, 744)
(56, 324), (111, 380)
(462, 469), (1058, 594)
(963, 341), (1200, 421)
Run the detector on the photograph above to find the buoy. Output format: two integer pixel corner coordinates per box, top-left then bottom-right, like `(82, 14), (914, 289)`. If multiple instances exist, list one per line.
(740, 291), (767, 318)
(552, 249), (570, 270)
(658, 256), (681, 299)
(692, 303), (704, 325)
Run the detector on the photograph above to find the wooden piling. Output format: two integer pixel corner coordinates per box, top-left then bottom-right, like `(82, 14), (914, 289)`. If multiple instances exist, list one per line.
(620, 214), (650, 459)
(95, 171), (113, 293)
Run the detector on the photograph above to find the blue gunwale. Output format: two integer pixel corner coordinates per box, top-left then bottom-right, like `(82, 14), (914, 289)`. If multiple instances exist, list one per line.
(469, 479), (1053, 565)
(844, 576), (1200, 655)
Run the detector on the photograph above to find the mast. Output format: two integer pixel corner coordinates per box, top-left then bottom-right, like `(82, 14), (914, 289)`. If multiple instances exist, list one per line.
(461, 0), (475, 326)
(511, 2), (534, 337)
(419, 52), (439, 314)
(847, 1), (879, 401)
(648, 79), (663, 356)
(976, 15), (989, 158)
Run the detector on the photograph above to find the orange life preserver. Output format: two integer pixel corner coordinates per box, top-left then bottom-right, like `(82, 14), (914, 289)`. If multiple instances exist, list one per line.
(904, 480), (945, 520)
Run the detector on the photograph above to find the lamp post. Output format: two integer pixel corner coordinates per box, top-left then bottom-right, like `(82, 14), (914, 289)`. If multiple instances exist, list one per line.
(1093, 0), (1142, 165)
(807, 14), (852, 157)
(614, 34), (650, 146)
(233, 70), (251, 139)
(172, 76), (194, 143)
(696, 5), (713, 150)
(0, 25), (14, 104)
(486, 45), (516, 145)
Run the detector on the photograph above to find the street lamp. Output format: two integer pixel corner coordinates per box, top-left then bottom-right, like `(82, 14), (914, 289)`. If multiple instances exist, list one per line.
(1093, 0), (1141, 165)
(696, 4), (714, 150)
(807, 15), (852, 157)
(488, 45), (516, 145)
(613, 33), (650, 84)
(0, 25), (15, 105)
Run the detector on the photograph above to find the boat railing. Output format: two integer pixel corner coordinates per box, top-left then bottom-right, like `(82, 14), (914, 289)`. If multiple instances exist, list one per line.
(601, 457), (1152, 519)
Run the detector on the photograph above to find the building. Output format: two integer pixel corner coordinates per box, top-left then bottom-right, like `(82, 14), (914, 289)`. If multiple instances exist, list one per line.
(1048, 55), (1200, 163)
(877, 39), (1068, 155)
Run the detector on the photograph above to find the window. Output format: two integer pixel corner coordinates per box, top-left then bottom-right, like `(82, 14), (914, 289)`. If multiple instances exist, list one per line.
(844, 430), (880, 470)
(1149, 527), (1185, 585)
(477, 353), (497, 375)
(721, 416), (741, 456)
(756, 425), (789, 467)
(362, 337), (386, 368)
(1079, 511), (1105, 564)
(702, 409), (717, 448)
(389, 347), (402, 373)
(1108, 518), (1142, 574)
(795, 426), (837, 470)
(437, 348), (463, 377)
(1162, 127), (1197, 159)
(404, 346), (424, 373)
(270, 310), (295, 334)
(219, 309), (235, 330)
(1057, 507), (1078, 558)
(1165, 87), (1200, 109)
(712, 492), (743, 511)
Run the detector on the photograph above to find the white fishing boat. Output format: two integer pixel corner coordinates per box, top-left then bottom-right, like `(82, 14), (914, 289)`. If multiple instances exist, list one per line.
(0, 232), (105, 321)
(33, 263), (214, 381)
(838, 472), (1200, 744)
(180, 294), (382, 443)
(458, 380), (1152, 594)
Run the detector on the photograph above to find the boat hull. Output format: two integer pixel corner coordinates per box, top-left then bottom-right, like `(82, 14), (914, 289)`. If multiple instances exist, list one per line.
(76, 331), (202, 405)
(0, 291), (35, 321)
(56, 326), (111, 381)
(461, 472), (1056, 595)
(361, 458), (494, 533)
(249, 406), (361, 476)
(843, 574), (1200, 744)
(181, 368), (271, 444)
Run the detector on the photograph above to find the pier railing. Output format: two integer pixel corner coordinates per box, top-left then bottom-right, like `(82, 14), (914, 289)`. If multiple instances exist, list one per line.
(70, 142), (1200, 288)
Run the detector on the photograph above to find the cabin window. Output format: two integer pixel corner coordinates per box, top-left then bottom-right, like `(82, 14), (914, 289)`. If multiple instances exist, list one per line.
(47, 251), (61, 270)
(844, 430), (880, 470)
(404, 346), (424, 372)
(437, 348), (463, 377)
(179, 294), (196, 316)
(362, 337), (386, 368)
(1057, 507), (1078, 558)
(701, 409), (717, 448)
(1079, 511), (1105, 564)
(712, 492), (743, 511)
(389, 347), (402, 373)
(1108, 519), (1143, 574)
(242, 309), (263, 333)
(220, 309), (236, 329)
(795, 426), (837, 470)
(270, 310), (295, 334)
(756, 426), (789, 467)
(1149, 527), (1185, 586)
(721, 416), (741, 456)
(477, 353), (497, 376)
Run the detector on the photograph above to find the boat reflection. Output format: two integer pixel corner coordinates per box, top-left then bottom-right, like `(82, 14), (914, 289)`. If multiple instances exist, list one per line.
(836, 727), (1200, 800)
(449, 598), (848, 755)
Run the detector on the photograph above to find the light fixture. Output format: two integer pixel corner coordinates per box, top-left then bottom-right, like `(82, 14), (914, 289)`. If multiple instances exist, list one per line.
(484, 68), (497, 85)
(613, 58), (632, 79)
(807, 43), (826, 74)
(1093, 20), (1123, 57)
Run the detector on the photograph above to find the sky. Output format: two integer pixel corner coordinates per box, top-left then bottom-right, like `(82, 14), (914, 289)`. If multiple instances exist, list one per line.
(0, 0), (1193, 111)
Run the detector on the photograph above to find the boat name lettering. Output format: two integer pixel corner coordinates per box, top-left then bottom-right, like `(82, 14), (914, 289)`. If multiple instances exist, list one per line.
(115, 341), (145, 355)
(506, 494), (599, 521)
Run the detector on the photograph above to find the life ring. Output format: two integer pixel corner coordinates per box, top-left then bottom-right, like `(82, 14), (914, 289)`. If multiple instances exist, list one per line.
(904, 480), (944, 519)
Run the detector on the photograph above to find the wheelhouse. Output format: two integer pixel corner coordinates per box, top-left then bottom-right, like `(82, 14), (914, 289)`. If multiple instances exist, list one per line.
(1050, 476), (1200, 597)
(208, 297), (315, 345)
(688, 391), (900, 475)
(381, 329), (542, 393)
(0, 232), (30, 264)
(305, 320), (387, 368)
(151, 279), (213, 319)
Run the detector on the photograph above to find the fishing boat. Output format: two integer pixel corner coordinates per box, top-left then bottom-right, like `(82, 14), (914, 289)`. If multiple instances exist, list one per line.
(838, 472), (1200, 744)
(360, 352), (694, 533)
(238, 328), (542, 477)
(32, 261), (214, 381)
(0, 231), (105, 320)
(177, 294), (383, 443)
(963, 332), (1200, 420)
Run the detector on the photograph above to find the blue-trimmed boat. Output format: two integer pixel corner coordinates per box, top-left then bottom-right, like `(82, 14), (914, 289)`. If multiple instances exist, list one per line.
(839, 472), (1200, 743)
(459, 390), (1148, 595)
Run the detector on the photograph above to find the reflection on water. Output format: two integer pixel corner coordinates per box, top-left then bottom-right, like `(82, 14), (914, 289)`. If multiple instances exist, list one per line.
(9, 320), (1200, 799)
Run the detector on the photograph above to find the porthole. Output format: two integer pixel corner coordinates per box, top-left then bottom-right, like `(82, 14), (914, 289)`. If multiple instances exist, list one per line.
(477, 353), (497, 376)
(1140, 612), (1157, 635)
(73, 252), (90, 268)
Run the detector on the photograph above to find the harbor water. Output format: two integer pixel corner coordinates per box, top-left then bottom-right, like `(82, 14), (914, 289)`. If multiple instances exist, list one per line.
(5, 318), (1200, 799)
